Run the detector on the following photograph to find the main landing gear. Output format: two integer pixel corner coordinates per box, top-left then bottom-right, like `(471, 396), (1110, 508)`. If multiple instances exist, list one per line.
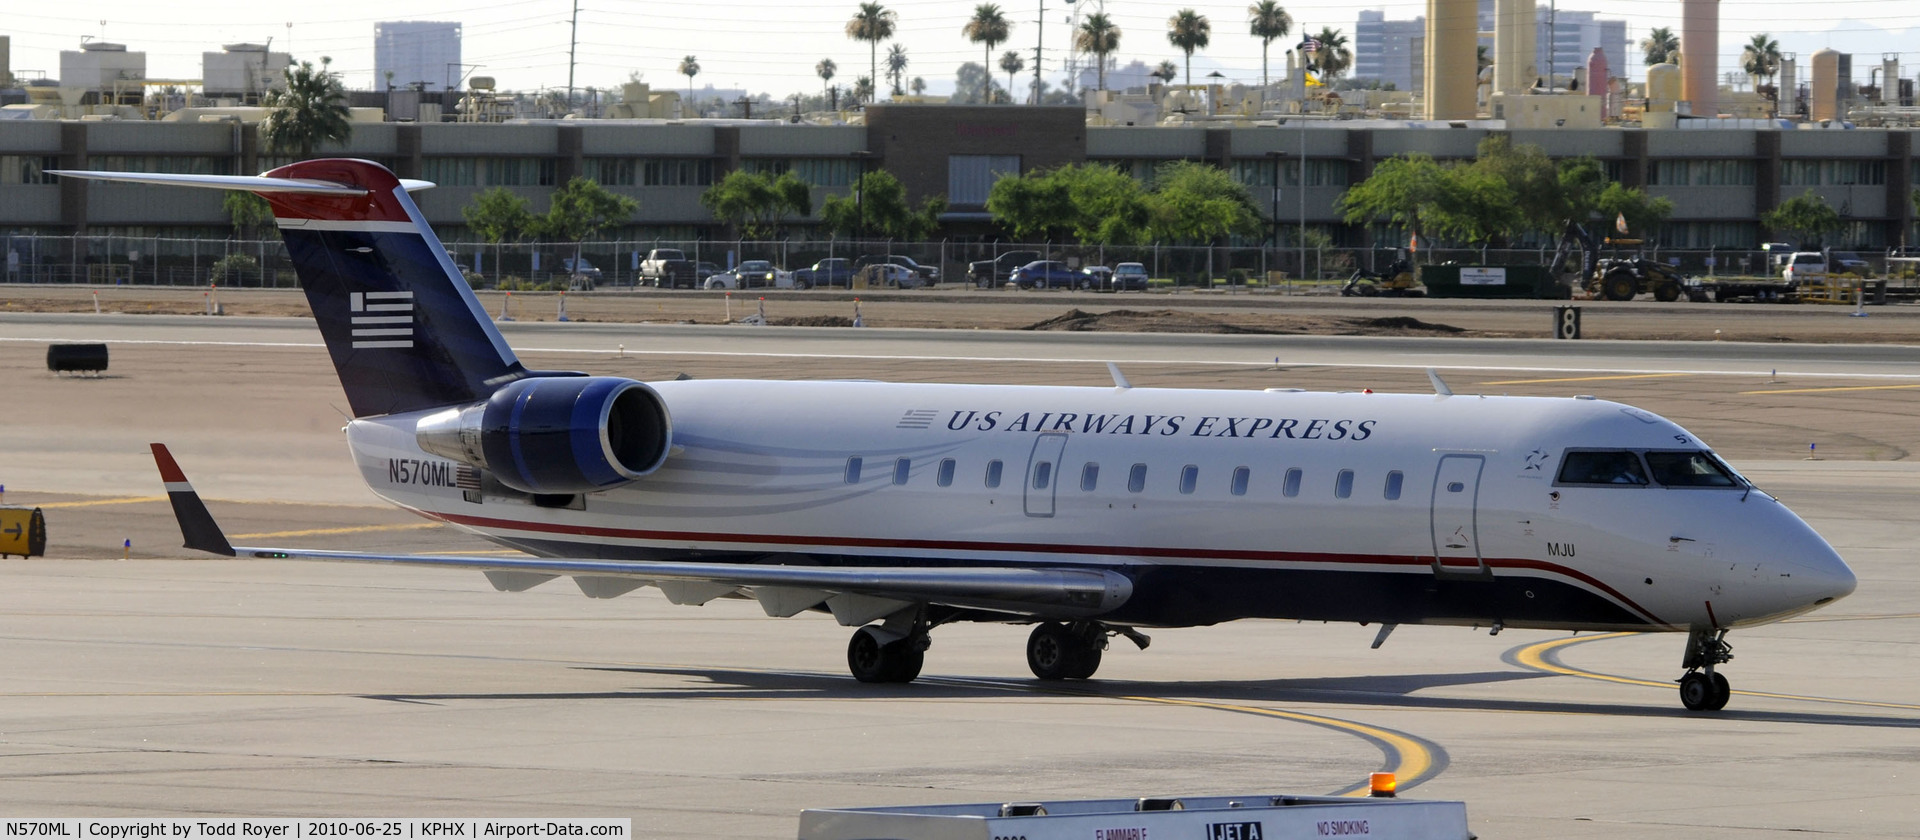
(1026, 621), (1150, 681)
(1678, 627), (1734, 712)
(847, 623), (927, 683)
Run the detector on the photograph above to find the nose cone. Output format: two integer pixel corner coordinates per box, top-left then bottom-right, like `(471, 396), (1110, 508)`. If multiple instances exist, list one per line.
(1789, 541), (1857, 608)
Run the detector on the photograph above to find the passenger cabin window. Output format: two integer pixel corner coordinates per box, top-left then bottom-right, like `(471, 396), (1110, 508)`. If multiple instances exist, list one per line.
(1558, 450), (1650, 486)
(844, 457), (863, 484)
(1128, 463), (1147, 493)
(1230, 466), (1250, 496)
(1645, 451), (1742, 487)
(893, 458), (911, 485)
(1282, 468), (1302, 498)
(1179, 465), (1199, 495)
(985, 459), (1003, 488)
(1384, 470), (1404, 500)
(1335, 469), (1354, 499)
(1032, 461), (1053, 490)
(1081, 463), (1100, 491)
(937, 458), (956, 487)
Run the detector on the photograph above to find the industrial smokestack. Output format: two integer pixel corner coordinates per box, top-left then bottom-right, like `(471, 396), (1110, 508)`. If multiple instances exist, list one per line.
(1423, 0), (1477, 119)
(1777, 54), (1796, 116)
(1492, 0), (1536, 97)
(1680, 0), (1719, 116)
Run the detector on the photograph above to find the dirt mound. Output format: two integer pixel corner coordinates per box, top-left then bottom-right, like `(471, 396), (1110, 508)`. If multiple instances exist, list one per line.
(1020, 308), (1475, 337)
(773, 315), (855, 327)
(1348, 316), (1465, 333)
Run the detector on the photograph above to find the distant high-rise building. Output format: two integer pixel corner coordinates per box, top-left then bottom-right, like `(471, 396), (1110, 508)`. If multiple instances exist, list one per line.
(1536, 9), (1628, 85)
(375, 21), (462, 91)
(1354, 9), (1426, 91)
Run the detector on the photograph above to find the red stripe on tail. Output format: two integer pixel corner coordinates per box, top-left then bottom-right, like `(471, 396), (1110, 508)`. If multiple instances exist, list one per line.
(261, 159), (413, 224)
(150, 443), (188, 484)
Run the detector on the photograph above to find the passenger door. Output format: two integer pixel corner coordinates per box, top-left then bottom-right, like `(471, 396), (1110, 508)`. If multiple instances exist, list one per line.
(1024, 433), (1069, 517)
(1431, 454), (1490, 577)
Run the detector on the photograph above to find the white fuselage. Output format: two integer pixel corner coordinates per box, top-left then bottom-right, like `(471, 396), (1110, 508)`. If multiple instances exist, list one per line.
(346, 380), (1856, 633)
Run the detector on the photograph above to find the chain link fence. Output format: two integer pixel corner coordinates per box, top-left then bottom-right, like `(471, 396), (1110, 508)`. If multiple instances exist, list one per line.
(8, 233), (1900, 290)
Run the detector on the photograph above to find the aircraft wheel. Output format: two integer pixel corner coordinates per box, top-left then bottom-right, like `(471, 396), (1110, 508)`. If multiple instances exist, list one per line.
(1027, 622), (1080, 680)
(1707, 672), (1732, 711)
(848, 626), (923, 684)
(1679, 671), (1718, 711)
(1064, 639), (1103, 680)
(1654, 281), (1682, 302)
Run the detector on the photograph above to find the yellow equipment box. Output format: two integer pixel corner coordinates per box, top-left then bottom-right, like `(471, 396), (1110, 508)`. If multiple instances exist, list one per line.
(0, 506), (47, 558)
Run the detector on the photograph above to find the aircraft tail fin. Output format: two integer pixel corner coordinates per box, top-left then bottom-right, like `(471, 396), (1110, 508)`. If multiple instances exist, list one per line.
(53, 160), (527, 418)
(150, 443), (236, 557)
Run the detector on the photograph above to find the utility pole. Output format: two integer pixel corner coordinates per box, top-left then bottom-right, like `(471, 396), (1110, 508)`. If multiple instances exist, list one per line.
(1033, 0), (1044, 104)
(567, 0), (580, 109)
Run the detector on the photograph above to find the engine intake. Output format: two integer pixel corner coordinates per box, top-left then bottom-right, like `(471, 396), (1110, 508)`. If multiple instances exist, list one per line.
(415, 376), (671, 494)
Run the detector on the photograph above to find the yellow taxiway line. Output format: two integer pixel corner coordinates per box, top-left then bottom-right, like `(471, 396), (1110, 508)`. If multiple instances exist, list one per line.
(229, 523), (444, 539)
(31, 495), (166, 509)
(1479, 373), (1692, 386)
(1739, 383), (1920, 396)
(1512, 632), (1920, 711)
(1114, 694), (1434, 795)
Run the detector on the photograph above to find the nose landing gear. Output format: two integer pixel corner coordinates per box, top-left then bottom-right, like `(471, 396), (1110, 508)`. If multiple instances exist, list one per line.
(1678, 628), (1734, 711)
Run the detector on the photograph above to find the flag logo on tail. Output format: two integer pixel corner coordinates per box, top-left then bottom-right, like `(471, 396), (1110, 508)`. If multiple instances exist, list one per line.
(350, 291), (415, 349)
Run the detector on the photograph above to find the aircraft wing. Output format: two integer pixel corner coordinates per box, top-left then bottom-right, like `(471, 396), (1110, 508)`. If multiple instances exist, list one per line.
(152, 445), (1130, 624)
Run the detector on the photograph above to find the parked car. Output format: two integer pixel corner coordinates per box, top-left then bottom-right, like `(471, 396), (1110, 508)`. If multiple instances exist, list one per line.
(1079, 265), (1113, 289)
(695, 261), (724, 284)
(969, 250), (1042, 287)
(859, 263), (922, 288)
(1103, 262), (1150, 292)
(1782, 252), (1827, 284)
(639, 248), (695, 287)
(705, 261), (798, 290)
(857, 254), (940, 285)
(1830, 251), (1872, 276)
(544, 256), (601, 290)
(793, 258), (854, 289)
(1009, 260), (1088, 290)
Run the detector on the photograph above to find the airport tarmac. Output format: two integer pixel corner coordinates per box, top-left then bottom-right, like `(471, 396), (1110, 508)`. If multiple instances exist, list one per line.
(0, 314), (1917, 838)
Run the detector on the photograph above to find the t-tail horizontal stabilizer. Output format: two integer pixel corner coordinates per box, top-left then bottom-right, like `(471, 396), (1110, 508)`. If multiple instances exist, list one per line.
(149, 443), (236, 557)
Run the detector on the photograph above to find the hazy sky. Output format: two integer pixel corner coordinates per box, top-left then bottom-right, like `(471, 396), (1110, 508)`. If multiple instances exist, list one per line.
(6, 1), (1918, 97)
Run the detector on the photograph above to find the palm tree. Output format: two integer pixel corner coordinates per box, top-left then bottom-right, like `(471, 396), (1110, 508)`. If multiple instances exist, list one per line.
(886, 43), (909, 96)
(1641, 26), (1679, 66)
(1152, 60), (1179, 85)
(1476, 44), (1492, 75)
(1309, 27), (1350, 81)
(678, 55), (701, 107)
(846, 2), (898, 103)
(852, 75), (875, 103)
(1741, 33), (1781, 91)
(262, 57), (352, 159)
(1246, 1), (1291, 94)
(998, 50), (1026, 104)
(816, 58), (837, 104)
(962, 4), (1011, 103)
(1166, 9), (1211, 88)
(910, 76), (926, 96)
(1076, 13), (1122, 91)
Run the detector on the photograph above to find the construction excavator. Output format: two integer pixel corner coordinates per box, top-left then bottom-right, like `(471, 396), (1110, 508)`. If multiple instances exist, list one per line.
(1550, 221), (1694, 302)
(1341, 253), (1425, 297)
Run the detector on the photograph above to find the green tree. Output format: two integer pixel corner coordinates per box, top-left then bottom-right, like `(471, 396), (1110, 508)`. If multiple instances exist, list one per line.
(1246, 1), (1291, 94)
(1594, 182), (1674, 241)
(998, 51), (1026, 103)
(886, 43), (909, 96)
(1641, 27), (1679, 66)
(846, 2), (898, 104)
(533, 177), (639, 276)
(678, 55), (701, 105)
(1336, 153), (1452, 253)
(1423, 165), (1518, 246)
(852, 75), (876, 103)
(1761, 189), (1842, 246)
(1468, 135), (1586, 241)
(963, 4), (1011, 103)
(986, 168), (1074, 240)
(816, 58), (837, 105)
(988, 163), (1154, 244)
(262, 57), (351, 158)
(956, 61), (995, 104)
(1308, 27), (1351, 81)
(1152, 60), (1179, 85)
(1147, 160), (1260, 242)
(1741, 34), (1781, 91)
(462, 187), (536, 243)
(1166, 9), (1211, 88)
(222, 191), (274, 240)
(819, 170), (945, 240)
(701, 169), (814, 239)
(1076, 13), (1122, 92)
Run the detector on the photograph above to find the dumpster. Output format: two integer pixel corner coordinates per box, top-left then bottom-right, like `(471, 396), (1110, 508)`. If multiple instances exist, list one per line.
(1420, 264), (1569, 299)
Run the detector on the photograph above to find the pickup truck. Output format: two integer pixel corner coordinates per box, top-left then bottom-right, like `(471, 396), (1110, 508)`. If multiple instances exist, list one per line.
(640, 248), (699, 288)
(968, 250), (1041, 287)
(793, 258), (855, 289)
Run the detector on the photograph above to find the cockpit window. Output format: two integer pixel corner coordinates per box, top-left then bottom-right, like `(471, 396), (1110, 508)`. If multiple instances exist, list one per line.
(1557, 450), (1649, 486)
(1644, 451), (1742, 487)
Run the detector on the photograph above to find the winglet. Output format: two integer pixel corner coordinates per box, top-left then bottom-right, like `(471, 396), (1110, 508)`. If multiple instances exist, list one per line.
(1107, 362), (1132, 389)
(1427, 368), (1454, 397)
(150, 444), (237, 557)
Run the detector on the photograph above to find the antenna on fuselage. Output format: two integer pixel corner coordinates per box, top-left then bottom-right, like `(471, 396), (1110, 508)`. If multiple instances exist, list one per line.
(1427, 368), (1454, 397)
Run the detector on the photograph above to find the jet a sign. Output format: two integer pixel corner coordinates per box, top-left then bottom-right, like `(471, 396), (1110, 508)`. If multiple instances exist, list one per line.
(1207, 822), (1265, 840)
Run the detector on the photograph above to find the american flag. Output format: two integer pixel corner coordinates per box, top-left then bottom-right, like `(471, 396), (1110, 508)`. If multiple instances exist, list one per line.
(1300, 37), (1322, 53)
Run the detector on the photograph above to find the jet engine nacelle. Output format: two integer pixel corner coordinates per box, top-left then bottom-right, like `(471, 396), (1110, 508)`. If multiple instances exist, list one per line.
(415, 376), (671, 495)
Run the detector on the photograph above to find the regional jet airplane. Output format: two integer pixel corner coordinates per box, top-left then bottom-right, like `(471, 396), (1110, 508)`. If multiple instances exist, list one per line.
(56, 160), (1856, 711)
